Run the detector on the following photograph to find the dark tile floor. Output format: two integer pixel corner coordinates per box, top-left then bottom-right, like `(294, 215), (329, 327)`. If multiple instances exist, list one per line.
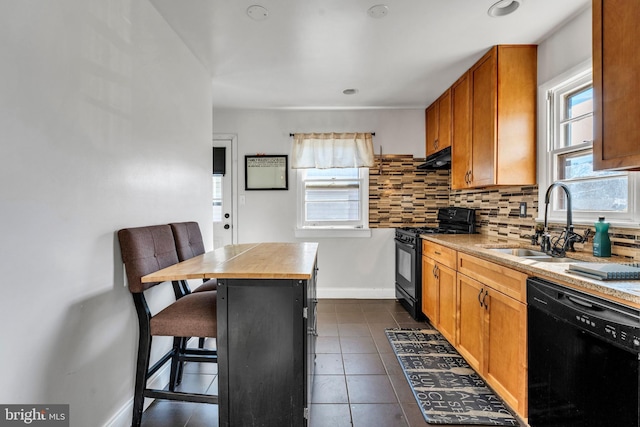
(141, 299), (523, 427)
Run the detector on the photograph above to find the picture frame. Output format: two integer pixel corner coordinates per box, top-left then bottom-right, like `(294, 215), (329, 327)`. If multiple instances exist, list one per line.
(245, 155), (289, 190)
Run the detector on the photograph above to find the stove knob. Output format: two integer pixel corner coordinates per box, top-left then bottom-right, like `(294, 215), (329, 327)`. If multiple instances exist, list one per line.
(634, 338), (640, 349)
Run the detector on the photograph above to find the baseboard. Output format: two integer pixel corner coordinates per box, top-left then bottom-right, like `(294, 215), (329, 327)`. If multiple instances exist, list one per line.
(317, 287), (396, 299)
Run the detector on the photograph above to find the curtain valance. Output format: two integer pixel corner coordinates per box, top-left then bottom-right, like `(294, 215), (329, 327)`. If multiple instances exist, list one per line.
(291, 132), (374, 169)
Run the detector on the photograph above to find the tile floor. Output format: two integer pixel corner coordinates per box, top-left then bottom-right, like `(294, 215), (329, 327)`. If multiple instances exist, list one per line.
(141, 299), (523, 427)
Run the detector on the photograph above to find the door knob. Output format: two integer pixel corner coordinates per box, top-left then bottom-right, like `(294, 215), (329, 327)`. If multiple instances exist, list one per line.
(224, 224), (230, 229)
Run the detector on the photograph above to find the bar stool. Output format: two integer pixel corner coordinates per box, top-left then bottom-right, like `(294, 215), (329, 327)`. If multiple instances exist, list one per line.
(118, 225), (218, 427)
(169, 221), (218, 295)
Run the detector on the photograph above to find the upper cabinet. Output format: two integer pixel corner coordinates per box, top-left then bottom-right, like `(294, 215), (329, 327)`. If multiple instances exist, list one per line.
(451, 73), (472, 189)
(593, 0), (640, 171)
(452, 45), (537, 189)
(425, 89), (452, 156)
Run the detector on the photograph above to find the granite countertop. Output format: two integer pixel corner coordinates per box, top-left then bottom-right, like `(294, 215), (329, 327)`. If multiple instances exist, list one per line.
(421, 233), (640, 307)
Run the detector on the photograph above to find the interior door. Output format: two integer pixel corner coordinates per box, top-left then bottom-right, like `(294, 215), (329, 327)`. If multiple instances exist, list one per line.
(212, 138), (233, 249)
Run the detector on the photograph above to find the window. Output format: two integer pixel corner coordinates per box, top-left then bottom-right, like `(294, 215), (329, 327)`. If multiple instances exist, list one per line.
(539, 61), (638, 226)
(212, 175), (223, 222)
(295, 167), (370, 237)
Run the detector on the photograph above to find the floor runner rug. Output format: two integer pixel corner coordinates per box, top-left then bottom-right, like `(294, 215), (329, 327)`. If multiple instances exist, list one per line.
(386, 328), (519, 426)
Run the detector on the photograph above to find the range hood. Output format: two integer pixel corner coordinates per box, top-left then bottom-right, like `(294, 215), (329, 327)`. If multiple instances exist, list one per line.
(417, 146), (451, 170)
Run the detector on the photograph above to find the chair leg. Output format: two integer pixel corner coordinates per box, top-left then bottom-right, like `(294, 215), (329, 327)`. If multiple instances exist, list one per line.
(132, 332), (152, 427)
(169, 337), (182, 391)
(177, 337), (187, 385)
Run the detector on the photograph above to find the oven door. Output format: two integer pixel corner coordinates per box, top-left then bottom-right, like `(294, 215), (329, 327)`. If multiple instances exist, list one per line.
(395, 237), (417, 299)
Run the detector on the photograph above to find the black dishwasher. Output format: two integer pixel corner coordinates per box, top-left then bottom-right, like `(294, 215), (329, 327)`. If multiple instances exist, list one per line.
(527, 277), (640, 427)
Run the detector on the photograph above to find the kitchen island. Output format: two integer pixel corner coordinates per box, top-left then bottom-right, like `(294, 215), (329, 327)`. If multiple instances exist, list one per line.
(142, 242), (319, 427)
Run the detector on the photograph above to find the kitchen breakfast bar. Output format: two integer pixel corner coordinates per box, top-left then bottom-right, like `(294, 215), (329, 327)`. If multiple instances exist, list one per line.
(142, 242), (319, 427)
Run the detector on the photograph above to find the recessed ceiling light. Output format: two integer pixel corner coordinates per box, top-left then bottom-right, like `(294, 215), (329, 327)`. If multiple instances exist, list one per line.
(367, 4), (389, 19)
(487, 0), (521, 17)
(343, 88), (359, 95)
(247, 5), (269, 21)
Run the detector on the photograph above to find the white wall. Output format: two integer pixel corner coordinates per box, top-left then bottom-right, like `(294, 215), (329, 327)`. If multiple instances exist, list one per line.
(0, 1), (212, 426)
(538, 6), (592, 84)
(213, 109), (425, 298)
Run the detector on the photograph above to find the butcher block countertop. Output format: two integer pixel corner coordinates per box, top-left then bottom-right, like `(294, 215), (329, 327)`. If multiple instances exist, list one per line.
(421, 234), (640, 307)
(142, 242), (319, 283)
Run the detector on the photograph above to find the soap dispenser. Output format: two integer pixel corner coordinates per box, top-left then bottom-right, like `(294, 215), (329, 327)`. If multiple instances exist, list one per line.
(593, 216), (611, 257)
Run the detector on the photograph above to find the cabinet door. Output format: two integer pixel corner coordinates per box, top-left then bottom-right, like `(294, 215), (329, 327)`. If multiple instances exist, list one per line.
(425, 103), (439, 156)
(470, 48), (497, 187)
(421, 256), (438, 324)
(456, 274), (484, 373)
(437, 264), (456, 344)
(451, 72), (472, 190)
(484, 288), (527, 417)
(494, 45), (537, 185)
(593, 0), (640, 170)
(437, 89), (452, 151)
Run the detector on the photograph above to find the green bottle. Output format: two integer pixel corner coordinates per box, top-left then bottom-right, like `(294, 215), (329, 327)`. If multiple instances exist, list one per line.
(593, 216), (611, 257)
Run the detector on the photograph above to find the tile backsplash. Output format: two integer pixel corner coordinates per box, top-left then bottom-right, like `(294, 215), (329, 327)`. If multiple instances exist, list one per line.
(369, 155), (449, 227)
(369, 155), (640, 260)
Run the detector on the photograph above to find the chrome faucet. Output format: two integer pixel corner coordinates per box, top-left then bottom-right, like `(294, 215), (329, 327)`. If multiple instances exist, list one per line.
(541, 182), (588, 256)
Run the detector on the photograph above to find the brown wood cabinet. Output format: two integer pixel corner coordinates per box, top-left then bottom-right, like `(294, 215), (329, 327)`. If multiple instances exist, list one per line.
(451, 45), (537, 189)
(451, 72), (472, 189)
(425, 89), (452, 156)
(593, 0), (640, 170)
(456, 252), (528, 417)
(421, 241), (457, 344)
(456, 273), (484, 372)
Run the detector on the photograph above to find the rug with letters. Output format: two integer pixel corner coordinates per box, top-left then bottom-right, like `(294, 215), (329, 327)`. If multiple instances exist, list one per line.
(385, 328), (520, 426)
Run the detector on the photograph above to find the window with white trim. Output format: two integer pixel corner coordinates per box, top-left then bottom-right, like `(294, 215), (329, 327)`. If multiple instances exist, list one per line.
(296, 167), (369, 232)
(539, 62), (639, 226)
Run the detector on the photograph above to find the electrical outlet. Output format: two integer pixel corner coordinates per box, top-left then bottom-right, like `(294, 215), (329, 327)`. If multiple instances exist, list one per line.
(519, 202), (527, 218)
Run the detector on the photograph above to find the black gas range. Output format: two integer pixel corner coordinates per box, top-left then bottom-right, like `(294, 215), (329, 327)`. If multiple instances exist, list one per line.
(395, 207), (476, 320)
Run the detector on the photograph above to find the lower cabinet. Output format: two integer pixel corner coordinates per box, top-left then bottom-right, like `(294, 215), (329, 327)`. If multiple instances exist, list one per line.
(457, 252), (528, 418)
(422, 242), (528, 418)
(422, 241), (457, 344)
(456, 274), (484, 372)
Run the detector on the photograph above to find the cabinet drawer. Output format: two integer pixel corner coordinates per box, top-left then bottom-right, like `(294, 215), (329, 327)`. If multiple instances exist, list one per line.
(423, 241), (456, 269)
(457, 252), (527, 303)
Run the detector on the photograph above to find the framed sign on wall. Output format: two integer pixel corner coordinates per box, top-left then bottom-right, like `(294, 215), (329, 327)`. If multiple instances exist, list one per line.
(245, 155), (289, 190)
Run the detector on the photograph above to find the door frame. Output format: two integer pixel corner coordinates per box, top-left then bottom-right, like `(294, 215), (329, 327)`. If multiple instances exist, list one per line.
(213, 133), (239, 245)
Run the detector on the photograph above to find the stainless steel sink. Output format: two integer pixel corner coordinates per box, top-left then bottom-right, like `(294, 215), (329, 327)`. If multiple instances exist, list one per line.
(492, 248), (548, 257)
(489, 247), (575, 263)
(525, 256), (575, 263)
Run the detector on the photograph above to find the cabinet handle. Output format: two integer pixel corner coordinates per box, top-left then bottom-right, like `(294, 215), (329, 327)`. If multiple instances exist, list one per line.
(478, 288), (484, 307)
(434, 250), (441, 255)
(482, 290), (489, 310)
(432, 265), (437, 277)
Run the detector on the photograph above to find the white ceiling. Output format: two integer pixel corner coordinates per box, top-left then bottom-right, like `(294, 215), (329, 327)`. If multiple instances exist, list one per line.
(150, 0), (590, 110)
